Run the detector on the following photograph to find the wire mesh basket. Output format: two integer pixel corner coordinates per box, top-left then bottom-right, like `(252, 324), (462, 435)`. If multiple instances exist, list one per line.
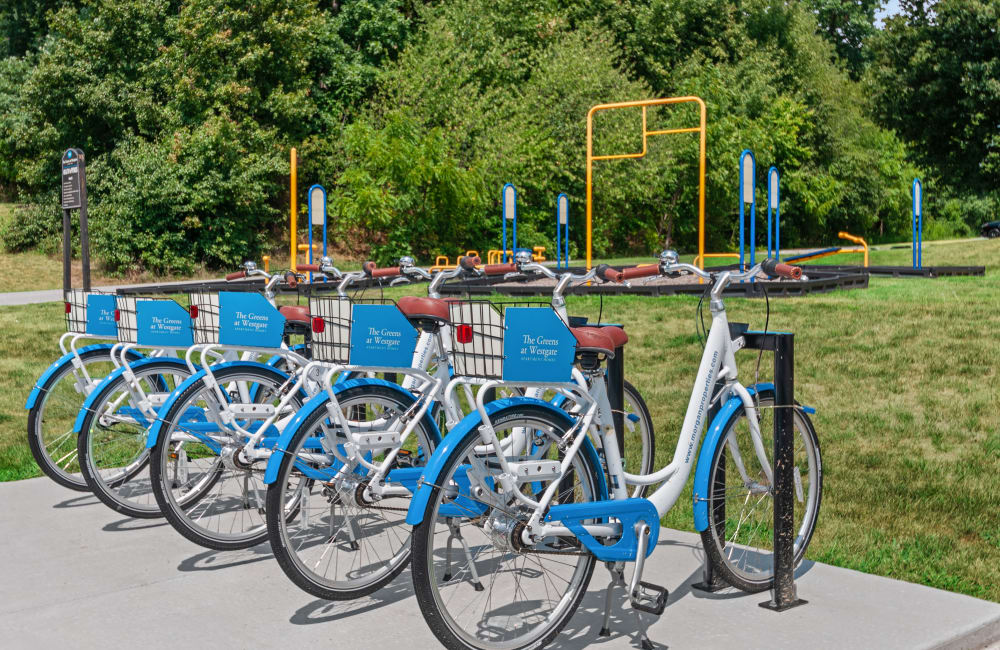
(188, 291), (220, 345)
(448, 301), (554, 379)
(64, 289), (90, 334)
(63, 289), (119, 335)
(114, 294), (188, 345)
(114, 294), (139, 344)
(308, 296), (351, 363)
(308, 297), (403, 364)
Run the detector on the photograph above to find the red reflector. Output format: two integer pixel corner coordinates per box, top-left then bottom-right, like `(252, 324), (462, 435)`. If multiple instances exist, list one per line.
(64, 301), (71, 314)
(114, 309), (120, 322)
(189, 305), (198, 319)
(312, 316), (325, 334)
(456, 324), (473, 344)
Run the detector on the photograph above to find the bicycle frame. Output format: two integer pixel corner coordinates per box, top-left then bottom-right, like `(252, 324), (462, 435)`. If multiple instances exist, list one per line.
(460, 279), (773, 546)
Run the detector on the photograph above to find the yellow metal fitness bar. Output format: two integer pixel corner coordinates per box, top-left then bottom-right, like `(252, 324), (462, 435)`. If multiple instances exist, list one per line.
(585, 97), (707, 271)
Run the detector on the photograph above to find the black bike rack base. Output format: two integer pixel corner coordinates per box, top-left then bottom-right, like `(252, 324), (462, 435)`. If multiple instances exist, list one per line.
(801, 263), (985, 278)
(438, 265), (868, 299)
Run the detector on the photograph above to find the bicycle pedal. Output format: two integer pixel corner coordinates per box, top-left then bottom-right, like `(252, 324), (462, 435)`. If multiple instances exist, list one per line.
(630, 581), (667, 616)
(393, 449), (414, 469)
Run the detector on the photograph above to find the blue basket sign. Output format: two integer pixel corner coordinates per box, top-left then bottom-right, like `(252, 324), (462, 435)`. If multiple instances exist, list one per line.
(502, 307), (575, 383)
(136, 300), (193, 347)
(349, 304), (418, 367)
(219, 292), (285, 348)
(86, 294), (118, 337)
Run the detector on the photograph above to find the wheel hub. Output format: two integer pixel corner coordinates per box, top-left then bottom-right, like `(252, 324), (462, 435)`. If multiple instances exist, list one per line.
(484, 510), (527, 553)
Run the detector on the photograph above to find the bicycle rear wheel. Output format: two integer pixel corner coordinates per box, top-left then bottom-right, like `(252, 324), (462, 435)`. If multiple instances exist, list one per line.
(621, 379), (655, 497)
(411, 404), (601, 650)
(699, 390), (822, 592)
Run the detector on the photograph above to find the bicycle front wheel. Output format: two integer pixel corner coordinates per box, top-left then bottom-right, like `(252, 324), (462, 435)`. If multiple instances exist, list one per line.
(267, 383), (437, 600)
(78, 359), (193, 518)
(411, 404), (601, 650)
(27, 348), (123, 490)
(699, 390), (823, 592)
(150, 364), (307, 550)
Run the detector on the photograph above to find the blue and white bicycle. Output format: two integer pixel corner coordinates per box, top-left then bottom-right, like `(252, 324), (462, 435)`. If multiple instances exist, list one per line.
(406, 253), (823, 649)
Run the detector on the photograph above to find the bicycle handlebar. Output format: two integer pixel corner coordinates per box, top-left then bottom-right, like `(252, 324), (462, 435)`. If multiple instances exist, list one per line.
(459, 255), (480, 271)
(761, 259), (802, 279)
(362, 261), (402, 279)
(225, 271), (246, 281)
(483, 263), (517, 276)
(602, 264), (660, 283)
(298, 264), (321, 273)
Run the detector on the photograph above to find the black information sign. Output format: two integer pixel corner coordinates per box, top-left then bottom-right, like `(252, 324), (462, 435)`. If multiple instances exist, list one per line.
(61, 149), (84, 210)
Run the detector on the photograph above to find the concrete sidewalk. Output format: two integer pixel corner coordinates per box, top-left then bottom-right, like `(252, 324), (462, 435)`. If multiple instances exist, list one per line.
(0, 476), (997, 649)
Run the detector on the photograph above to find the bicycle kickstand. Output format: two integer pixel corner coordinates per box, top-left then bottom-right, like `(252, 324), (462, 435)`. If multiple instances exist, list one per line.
(442, 519), (484, 591)
(600, 524), (667, 648)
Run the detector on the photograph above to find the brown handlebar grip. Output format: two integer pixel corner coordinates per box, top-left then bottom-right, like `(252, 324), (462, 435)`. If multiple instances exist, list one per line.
(371, 266), (401, 279)
(618, 265), (661, 281)
(775, 263), (802, 280)
(225, 271), (246, 281)
(459, 255), (481, 270)
(596, 264), (620, 282)
(298, 264), (321, 272)
(483, 263), (517, 276)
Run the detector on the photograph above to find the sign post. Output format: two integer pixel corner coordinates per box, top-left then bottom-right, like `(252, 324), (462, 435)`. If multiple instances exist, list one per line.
(912, 178), (923, 269)
(738, 150), (757, 271)
(61, 148), (90, 293)
(502, 183), (517, 263)
(307, 184), (328, 282)
(767, 167), (780, 261)
(556, 193), (569, 269)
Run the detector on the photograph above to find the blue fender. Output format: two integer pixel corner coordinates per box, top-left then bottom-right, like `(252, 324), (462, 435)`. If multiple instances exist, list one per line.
(72, 356), (192, 434)
(693, 383), (777, 531)
(405, 398), (609, 526)
(25, 344), (144, 410)
(146, 361), (303, 449)
(262, 378), (443, 484)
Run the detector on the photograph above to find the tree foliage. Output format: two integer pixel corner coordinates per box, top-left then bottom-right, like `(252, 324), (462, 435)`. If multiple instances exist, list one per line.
(0, 0), (978, 272)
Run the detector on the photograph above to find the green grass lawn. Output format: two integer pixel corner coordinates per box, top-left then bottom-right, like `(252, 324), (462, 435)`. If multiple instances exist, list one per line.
(1, 237), (997, 601)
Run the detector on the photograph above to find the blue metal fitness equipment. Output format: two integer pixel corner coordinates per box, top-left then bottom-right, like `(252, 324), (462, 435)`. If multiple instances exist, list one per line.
(501, 183), (517, 264)
(912, 178), (922, 269)
(307, 184), (328, 283)
(738, 150), (757, 271)
(556, 193), (570, 269)
(767, 166), (780, 261)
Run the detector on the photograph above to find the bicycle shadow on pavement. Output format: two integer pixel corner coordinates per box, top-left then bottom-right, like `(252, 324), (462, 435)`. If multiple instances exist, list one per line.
(177, 543), (274, 572)
(551, 537), (818, 649)
(52, 493), (100, 509)
(289, 573), (416, 625)
(102, 516), (169, 532)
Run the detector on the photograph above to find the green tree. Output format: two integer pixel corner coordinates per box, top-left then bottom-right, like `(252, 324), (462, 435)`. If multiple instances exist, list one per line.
(802, 0), (881, 78)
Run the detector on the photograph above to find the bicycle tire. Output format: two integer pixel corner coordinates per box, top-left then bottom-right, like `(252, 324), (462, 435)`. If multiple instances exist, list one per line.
(699, 389), (823, 593)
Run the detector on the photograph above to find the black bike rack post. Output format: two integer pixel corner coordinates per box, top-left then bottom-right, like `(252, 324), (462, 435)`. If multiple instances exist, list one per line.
(748, 331), (808, 612)
(692, 329), (806, 609)
(607, 344), (626, 463)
